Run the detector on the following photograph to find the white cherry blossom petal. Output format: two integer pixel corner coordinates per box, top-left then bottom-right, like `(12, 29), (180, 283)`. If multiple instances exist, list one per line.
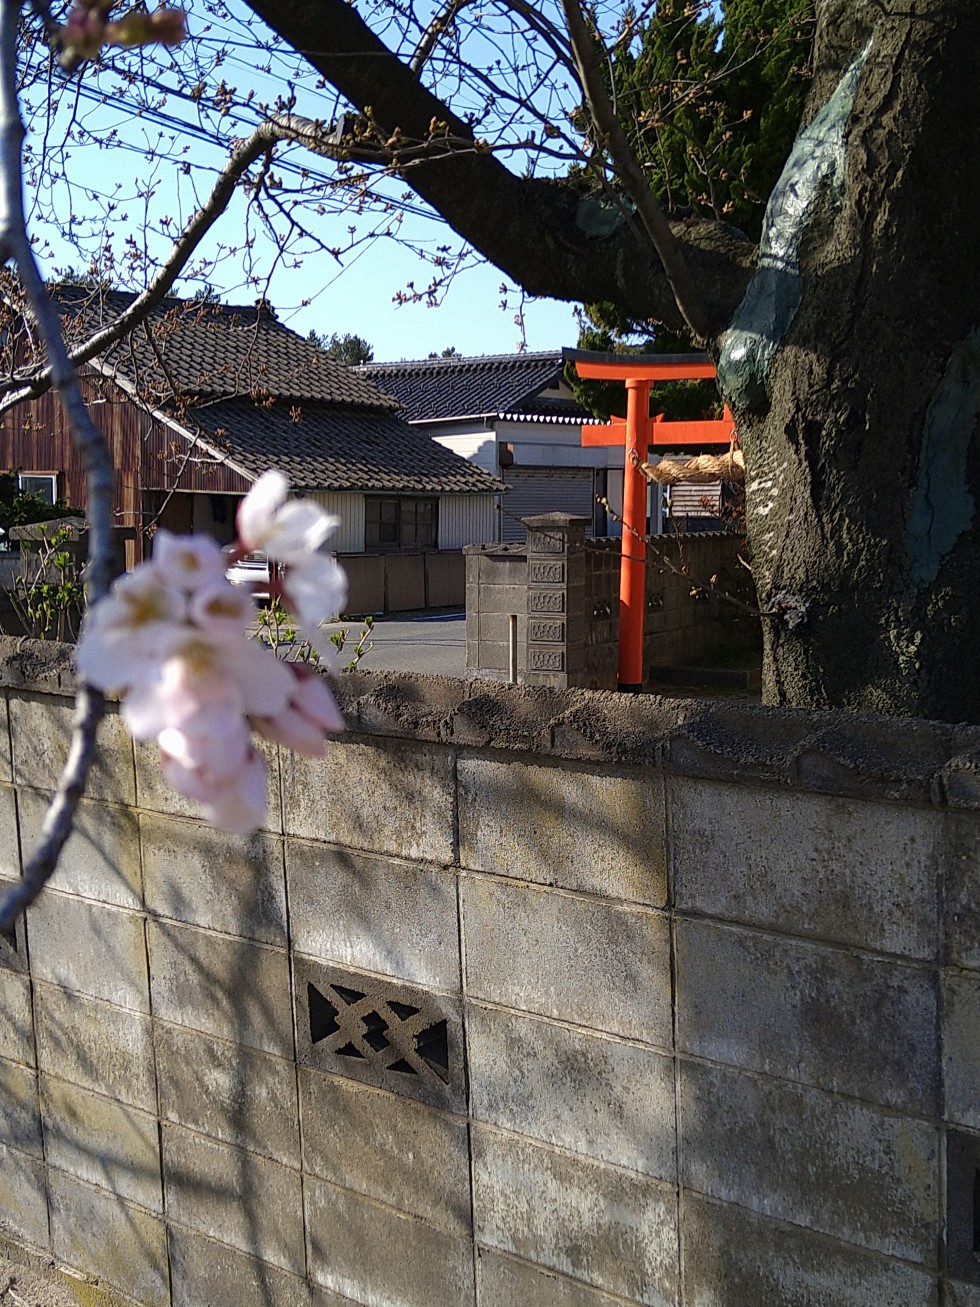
(283, 553), (347, 626)
(252, 705), (326, 756)
(151, 531), (228, 592)
(157, 707), (252, 781)
(159, 747), (269, 833)
(237, 472), (338, 562)
(189, 581), (256, 641)
(75, 568), (188, 691)
(290, 670), (345, 733)
(236, 471), (288, 551)
(203, 750), (268, 834)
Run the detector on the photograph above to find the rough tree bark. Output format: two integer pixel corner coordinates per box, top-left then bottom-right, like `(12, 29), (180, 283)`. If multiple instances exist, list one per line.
(721, 0), (980, 720)
(248, 0), (980, 721)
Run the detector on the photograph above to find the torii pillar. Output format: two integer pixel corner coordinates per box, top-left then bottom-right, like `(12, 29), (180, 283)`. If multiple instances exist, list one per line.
(565, 349), (732, 693)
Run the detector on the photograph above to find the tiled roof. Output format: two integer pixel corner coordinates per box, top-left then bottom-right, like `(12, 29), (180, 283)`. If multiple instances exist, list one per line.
(360, 352), (593, 423)
(52, 285), (398, 409)
(187, 400), (505, 495)
(36, 285), (500, 496)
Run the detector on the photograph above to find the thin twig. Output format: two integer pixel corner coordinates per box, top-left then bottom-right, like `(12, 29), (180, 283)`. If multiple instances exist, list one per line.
(597, 495), (765, 618)
(0, 0), (115, 930)
(0, 116), (326, 416)
(559, 0), (712, 341)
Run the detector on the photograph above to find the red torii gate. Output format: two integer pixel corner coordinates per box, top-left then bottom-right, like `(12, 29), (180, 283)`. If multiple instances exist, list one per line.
(565, 348), (735, 693)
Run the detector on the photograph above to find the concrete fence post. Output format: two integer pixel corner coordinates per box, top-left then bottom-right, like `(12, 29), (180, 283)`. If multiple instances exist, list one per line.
(522, 513), (588, 688)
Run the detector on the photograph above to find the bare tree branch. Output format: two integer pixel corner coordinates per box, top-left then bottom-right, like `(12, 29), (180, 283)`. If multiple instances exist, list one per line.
(0, 116), (338, 417)
(0, 0), (115, 930)
(246, 0), (757, 329)
(559, 0), (712, 342)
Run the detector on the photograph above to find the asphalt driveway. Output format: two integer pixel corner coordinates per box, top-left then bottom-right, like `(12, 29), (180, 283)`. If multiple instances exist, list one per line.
(323, 609), (466, 677)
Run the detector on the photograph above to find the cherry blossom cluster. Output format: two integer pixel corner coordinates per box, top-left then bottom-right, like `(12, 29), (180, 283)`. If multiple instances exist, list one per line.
(75, 472), (347, 834)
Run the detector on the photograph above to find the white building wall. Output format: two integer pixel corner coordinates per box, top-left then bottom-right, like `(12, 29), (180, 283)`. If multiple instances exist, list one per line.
(430, 425), (498, 475)
(307, 492), (365, 552)
(438, 494), (500, 549)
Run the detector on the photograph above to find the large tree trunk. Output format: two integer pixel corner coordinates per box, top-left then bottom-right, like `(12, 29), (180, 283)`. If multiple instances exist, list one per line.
(718, 0), (980, 721)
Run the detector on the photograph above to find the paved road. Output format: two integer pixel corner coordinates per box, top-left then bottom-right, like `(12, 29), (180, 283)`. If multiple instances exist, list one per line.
(323, 609), (466, 677)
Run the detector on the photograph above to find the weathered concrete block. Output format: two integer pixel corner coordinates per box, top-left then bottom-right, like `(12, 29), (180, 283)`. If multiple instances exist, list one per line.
(458, 756), (666, 904)
(305, 1175), (475, 1307)
(28, 892), (149, 1013)
(40, 1075), (161, 1211)
(945, 813), (980, 971)
(0, 968), (33, 1066)
(681, 1192), (939, 1307)
(19, 790), (141, 909)
(282, 737), (455, 865)
(473, 1125), (677, 1306)
(950, 1283), (980, 1307)
(477, 1250), (629, 1307)
(0, 695), (9, 783)
(476, 640), (515, 674)
(947, 1129), (980, 1287)
(162, 1124), (304, 1275)
(0, 876), (27, 975)
(467, 1002), (675, 1180)
(142, 815), (286, 944)
(476, 583), (527, 614)
(294, 955), (466, 1113)
(287, 840), (460, 991)
(461, 876), (672, 1046)
(943, 973), (980, 1130)
(0, 1141), (48, 1250)
(34, 982), (155, 1110)
(147, 920), (293, 1058)
(10, 696), (135, 803)
(49, 1169), (168, 1307)
(156, 1022), (300, 1165)
(0, 1059), (41, 1156)
(168, 1225), (312, 1307)
(670, 778), (941, 959)
(479, 611), (526, 644)
(679, 1059), (939, 1264)
(0, 785), (17, 880)
(135, 735), (282, 830)
(676, 919), (940, 1114)
(300, 1068), (470, 1233)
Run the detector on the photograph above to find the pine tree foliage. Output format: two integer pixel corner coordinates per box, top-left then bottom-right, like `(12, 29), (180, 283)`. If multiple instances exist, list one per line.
(615, 0), (814, 239)
(570, 0), (814, 419)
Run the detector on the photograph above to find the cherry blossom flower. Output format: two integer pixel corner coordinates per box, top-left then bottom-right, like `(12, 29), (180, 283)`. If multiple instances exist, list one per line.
(73, 470), (348, 835)
(236, 471), (347, 653)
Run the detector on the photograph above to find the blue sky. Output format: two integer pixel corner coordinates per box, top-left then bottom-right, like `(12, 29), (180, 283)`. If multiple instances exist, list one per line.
(23, 1), (585, 362)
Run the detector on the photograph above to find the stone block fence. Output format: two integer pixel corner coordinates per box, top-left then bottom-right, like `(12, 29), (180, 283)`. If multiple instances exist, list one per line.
(465, 515), (759, 691)
(0, 636), (978, 1306)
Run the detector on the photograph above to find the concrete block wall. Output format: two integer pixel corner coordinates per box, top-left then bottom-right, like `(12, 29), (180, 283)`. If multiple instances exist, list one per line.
(339, 552), (466, 616)
(466, 516), (758, 690)
(0, 640), (978, 1306)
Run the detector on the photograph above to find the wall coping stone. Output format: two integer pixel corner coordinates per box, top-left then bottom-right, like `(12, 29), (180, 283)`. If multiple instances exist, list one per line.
(4, 636), (979, 808)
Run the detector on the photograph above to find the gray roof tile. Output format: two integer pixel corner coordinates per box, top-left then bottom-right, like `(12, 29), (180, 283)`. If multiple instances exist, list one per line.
(188, 400), (504, 495)
(361, 352), (593, 423)
(54, 286), (398, 409)
(44, 287), (500, 496)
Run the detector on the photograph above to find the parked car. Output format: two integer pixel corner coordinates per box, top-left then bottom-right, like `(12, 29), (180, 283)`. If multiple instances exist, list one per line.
(225, 553), (271, 600)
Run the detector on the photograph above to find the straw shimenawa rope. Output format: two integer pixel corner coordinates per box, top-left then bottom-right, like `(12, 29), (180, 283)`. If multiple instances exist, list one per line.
(635, 450), (745, 484)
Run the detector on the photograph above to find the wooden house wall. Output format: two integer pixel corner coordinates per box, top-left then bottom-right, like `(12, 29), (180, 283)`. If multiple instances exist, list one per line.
(0, 370), (251, 533)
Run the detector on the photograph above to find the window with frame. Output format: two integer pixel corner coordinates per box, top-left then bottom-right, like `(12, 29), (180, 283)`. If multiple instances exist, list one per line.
(364, 496), (438, 550)
(18, 473), (57, 505)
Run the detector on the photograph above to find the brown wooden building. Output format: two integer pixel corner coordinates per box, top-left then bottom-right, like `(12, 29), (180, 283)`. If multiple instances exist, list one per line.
(0, 288), (502, 578)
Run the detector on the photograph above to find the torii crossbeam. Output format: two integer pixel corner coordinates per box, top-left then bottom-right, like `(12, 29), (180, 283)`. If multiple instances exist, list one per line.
(564, 348), (735, 693)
